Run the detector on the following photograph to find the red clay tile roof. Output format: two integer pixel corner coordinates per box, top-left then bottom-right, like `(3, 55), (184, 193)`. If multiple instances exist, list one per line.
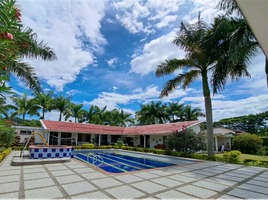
(41, 120), (202, 135)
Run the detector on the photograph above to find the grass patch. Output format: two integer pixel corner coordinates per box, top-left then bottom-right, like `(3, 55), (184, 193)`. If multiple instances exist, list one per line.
(216, 153), (268, 163)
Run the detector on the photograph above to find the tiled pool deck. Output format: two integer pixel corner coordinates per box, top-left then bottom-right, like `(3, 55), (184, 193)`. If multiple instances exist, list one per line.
(0, 151), (268, 199)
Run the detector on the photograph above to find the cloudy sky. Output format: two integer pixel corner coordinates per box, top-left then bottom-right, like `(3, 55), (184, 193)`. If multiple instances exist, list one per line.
(10, 0), (268, 122)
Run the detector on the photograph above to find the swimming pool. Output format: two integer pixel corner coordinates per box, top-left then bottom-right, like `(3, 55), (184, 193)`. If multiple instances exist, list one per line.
(73, 150), (197, 173)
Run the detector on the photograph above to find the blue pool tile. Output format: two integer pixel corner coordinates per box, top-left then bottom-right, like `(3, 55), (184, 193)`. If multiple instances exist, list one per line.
(52, 149), (56, 152)
(47, 153), (51, 158)
(44, 149), (48, 152)
(63, 153), (66, 157)
(60, 149), (64, 152)
(55, 153), (59, 157)
(38, 153), (43, 158)
(34, 149), (39, 152)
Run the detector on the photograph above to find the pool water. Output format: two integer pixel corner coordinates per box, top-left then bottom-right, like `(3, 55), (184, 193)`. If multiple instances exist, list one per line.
(74, 150), (197, 173)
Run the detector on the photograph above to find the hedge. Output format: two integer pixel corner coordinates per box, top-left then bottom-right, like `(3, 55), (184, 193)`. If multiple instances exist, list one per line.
(0, 148), (12, 163)
(260, 137), (268, 146)
(82, 143), (94, 147)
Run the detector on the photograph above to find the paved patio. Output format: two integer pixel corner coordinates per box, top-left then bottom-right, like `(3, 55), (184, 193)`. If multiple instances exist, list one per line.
(0, 151), (267, 199)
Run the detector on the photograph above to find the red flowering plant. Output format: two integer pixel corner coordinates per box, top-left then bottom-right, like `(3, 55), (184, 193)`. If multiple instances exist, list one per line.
(166, 126), (207, 154)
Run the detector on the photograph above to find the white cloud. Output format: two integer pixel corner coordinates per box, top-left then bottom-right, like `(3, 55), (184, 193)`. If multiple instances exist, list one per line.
(130, 31), (185, 75)
(157, 15), (177, 28)
(112, 86), (118, 91)
(107, 57), (118, 68)
(84, 85), (191, 110)
(106, 18), (114, 23)
(132, 87), (143, 93)
(65, 89), (81, 95)
(19, 0), (107, 91)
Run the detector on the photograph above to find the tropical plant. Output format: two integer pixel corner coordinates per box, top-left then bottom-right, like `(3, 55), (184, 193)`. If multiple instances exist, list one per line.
(217, 0), (267, 88)
(8, 92), (40, 123)
(136, 101), (170, 125)
(64, 103), (85, 123)
(33, 90), (54, 119)
(166, 127), (207, 154)
(93, 106), (108, 125)
(0, 126), (15, 148)
(155, 14), (252, 156)
(0, 0), (57, 93)
(106, 109), (134, 127)
(166, 101), (185, 122)
(54, 94), (71, 121)
(232, 134), (263, 154)
(82, 105), (97, 124)
(183, 105), (205, 121)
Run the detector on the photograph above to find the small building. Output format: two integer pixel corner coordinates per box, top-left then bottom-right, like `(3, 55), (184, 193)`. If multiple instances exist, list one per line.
(14, 120), (202, 148)
(213, 127), (249, 152)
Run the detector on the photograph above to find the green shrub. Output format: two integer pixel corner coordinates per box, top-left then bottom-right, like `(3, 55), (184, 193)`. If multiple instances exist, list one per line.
(227, 150), (242, 158)
(85, 146), (95, 149)
(74, 146), (81, 149)
(164, 150), (172, 155)
(243, 159), (258, 165)
(232, 134), (263, 154)
(128, 147), (134, 151)
(137, 148), (144, 152)
(259, 160), (268, 167)
(171, 151), (180, 157)
(99, 146), (107, 149)
(260, 137), (268, 146)
(147, 148), (155, 153)
(154, 149), (165, 154)
(115, 138), (125, 146)
(257, 146), (268, 157)
(106, 145), (112, 149)
(112, 146), (119, 149)
(82, 143), (94, 147)
(166, 128), (207, 154)
(143, 148), (149, 153)
(121, 146), (127, 150)
(12, 147), (22, 151)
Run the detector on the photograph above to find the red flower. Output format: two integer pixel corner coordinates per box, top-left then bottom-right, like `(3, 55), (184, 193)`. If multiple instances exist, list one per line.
(7, 33), (13, 39)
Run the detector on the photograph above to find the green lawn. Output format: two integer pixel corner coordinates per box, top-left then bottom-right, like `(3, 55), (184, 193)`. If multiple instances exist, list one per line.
(216, 153), (268, 163)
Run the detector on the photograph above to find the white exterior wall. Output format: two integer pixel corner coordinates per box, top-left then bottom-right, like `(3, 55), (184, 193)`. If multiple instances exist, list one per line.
(14, 126), (46, 144)
(149, 135), (165, 148)
(190, 124), (201, 133)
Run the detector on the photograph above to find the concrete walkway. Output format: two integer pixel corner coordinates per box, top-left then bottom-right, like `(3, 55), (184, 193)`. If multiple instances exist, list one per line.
(0, 151), (267, 199)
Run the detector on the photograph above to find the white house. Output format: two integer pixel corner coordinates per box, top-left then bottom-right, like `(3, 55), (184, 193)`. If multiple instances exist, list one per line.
(13, 120), (202, 149)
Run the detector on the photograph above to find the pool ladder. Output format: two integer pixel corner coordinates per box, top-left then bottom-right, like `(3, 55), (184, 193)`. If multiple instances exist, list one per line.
(87, 153), (104, 169)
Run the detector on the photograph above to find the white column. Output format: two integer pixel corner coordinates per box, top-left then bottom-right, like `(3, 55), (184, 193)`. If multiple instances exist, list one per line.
(47, 131), (50, 145)
(144, 135), (146, 148)
(215, 136), (218, 152)
(58, 132), (61, 145)
(99, 134), (101, 146)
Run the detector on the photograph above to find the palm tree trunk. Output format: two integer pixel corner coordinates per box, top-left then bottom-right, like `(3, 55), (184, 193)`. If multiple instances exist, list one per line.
(23, 114), (25, 123)
(202, 71), (215, 156)
(59, 112), (62, 121)
(265, 56), (268, 89)
(75, 117), (76, 123)
(43, 109), (45, 119)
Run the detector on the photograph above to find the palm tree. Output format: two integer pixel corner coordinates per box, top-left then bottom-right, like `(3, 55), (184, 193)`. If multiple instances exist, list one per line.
(93, 106), (108, 125)
(64, 103), (85, 123)
(33, 90), (54, 119)
(217, 0), (267, 88)
(54, 95), (71, 121)
(8, 92), (40, 123)
(156, 14), (251, 156)
(166, 101), (185, 122)
(0, 0), (57, 93)
(82, 105), (97, 124)
(117, 109), (135, 127)
(0, 105), (17, 120)
(183, 105), (205, 121)
(136, 101), (170, 125)
(106, 109), (135, 127)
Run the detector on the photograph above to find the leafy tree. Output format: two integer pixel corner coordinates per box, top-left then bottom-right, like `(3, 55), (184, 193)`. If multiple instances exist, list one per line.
(183, 105), (205, 121)
(155, 14), (252, 156)
(64, 103), (84, 123)
(166, 101), (185, 122)
(8, 92), (40, 123)
(232, 134), (263, 154)
(93, 106), (108, 125)
(82, 105), (97, 124)
(33, 91), (54, 119)
(136, 101), (170, 125)
(0, 127), (15, 148)
(54, 94), (71, 121)
(0, 0), (57, 93)
(217, 0), (267, 88)
(0, 104), (17, 120)
(105, 109), (134, 127)
(166, 127), (207, 154)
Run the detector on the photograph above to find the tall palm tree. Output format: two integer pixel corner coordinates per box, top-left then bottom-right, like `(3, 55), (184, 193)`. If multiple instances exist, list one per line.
(33, 90), (54, 119)
(136, 101), (170, 125)
(93, 106), (108, 125)
(166, 101), (185, 122)
(0, 105), (17, 120)
(64, 103), (85, 123)
(106, 109), (135, 127)
(117, 109), (135, 127)
(8, 92), (40, 123)
(156, 14), (251, 156)
(217, 0), (267, 88)
(183, 105), (205, 121)
(82, 105), (97, 124)
(54, 94), (71, 121)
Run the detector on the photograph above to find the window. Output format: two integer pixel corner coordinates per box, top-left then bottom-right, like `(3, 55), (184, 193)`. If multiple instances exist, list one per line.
(20, 130), (32, 134)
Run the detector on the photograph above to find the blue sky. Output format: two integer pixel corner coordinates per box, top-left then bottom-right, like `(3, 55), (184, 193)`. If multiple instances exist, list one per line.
(8, 0), (268, 122)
